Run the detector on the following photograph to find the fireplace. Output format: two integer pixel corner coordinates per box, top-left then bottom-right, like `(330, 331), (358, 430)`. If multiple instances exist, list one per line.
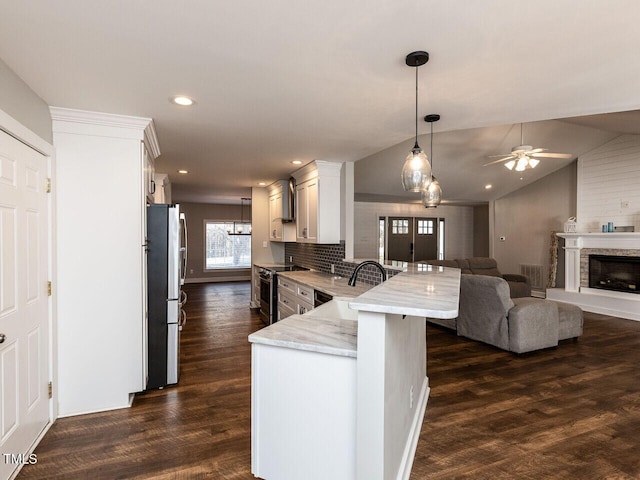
(589, 254), (640, 294)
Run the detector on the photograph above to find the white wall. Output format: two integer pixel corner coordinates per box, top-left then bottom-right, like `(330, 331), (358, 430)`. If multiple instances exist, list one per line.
(0, 57), (52, 143)
(577, 134), (640, 232)
(493, 163), (577, 288)
(180, 201), (253, 283)
(354, 202), (474, 260)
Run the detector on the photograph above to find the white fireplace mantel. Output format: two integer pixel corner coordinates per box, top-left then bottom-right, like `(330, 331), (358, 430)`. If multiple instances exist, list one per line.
(558, 232), (640, 250)
(547, 232), (640, 321)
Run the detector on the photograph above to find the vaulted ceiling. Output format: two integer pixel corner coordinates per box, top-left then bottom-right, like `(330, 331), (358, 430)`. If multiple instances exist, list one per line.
(1, 0), (639, 204)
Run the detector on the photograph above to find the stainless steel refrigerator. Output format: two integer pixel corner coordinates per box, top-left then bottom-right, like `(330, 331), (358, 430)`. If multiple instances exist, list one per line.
(147, 204), (187, 389)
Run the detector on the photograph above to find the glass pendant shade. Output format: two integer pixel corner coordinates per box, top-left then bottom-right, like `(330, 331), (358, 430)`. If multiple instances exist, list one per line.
(422, 176), (442, 208)
(401, 147), (432, 192)
(401, 51), (431, 192)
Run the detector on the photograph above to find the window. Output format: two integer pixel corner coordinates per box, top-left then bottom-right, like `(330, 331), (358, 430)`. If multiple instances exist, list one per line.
(417, 219), (434, 235)
(391, 219), (409, 234)
(379, 217), (386, 262)
(438, 219), (445, 260)
(205, 221), (251, 269)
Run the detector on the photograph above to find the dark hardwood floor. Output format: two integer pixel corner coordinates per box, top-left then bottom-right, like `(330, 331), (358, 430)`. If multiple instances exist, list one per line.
(18, 282), (640, 479)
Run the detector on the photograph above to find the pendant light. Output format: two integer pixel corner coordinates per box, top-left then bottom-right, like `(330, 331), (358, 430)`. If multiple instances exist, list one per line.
(422, 114), (442, 208)
(401, 51), (432, 192)
(227, 197), (252, 235)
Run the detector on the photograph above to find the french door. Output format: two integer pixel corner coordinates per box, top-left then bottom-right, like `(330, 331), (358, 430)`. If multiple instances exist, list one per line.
(0, 128), (51, 479)
(384, 216), (441, 262)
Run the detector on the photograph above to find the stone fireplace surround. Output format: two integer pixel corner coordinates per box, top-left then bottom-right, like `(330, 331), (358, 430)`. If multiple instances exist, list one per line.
(547, 233), (640, 321)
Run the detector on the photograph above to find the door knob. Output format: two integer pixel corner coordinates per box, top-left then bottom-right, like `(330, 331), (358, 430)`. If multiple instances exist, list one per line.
(0, 333), (5, 344)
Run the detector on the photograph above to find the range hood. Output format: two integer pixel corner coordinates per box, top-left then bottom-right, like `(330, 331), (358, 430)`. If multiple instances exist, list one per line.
(270, 178), (295, 222)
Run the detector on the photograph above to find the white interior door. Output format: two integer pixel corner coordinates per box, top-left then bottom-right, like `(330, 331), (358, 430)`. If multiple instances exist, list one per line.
(0, 129), (50, 479)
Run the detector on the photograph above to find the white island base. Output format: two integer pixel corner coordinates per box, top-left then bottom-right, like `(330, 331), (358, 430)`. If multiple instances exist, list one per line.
(249, 265), (460, 480)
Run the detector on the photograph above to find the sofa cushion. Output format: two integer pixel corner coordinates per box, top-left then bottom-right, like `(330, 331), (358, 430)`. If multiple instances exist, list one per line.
(505, 280), (531, 299)
(467, 257), (502, 277)
(553, 301), (584, 340)
(455, 258), (472, 274)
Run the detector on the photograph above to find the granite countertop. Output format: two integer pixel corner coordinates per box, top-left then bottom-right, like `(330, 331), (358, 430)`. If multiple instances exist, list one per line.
(248, 314), (357, 358)
(276, 270), (371, 298)
(249, 265), (461, 357)
(349, 264), (461, 318)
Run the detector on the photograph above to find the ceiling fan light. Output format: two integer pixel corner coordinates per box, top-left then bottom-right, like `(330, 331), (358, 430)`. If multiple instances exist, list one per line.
(528, 158), (540, 168)
(401, 148), (432, 192)
(504, 160), (516, 170)
(515, 157), (528, 171)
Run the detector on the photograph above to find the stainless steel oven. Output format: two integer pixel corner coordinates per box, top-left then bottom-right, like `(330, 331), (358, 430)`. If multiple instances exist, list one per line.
(258, 268), (273, 325)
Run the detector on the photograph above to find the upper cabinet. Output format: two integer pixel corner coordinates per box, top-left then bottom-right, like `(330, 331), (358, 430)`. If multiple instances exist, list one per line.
(144, 147), (156, 203)
(292, 160), (342, 244)
(268, 179), (295, 242)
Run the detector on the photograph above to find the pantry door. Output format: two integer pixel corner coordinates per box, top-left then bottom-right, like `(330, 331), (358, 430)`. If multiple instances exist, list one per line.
(0, 128), (51, 479)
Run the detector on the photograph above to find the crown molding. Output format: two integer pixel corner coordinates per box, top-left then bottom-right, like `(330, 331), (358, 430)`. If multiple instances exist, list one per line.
(50, 107), (160, 157)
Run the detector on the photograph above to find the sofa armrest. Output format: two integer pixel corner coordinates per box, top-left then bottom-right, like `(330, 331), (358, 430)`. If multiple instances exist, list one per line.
(508, 298), (558, 353)
(502, 273), (529, 284)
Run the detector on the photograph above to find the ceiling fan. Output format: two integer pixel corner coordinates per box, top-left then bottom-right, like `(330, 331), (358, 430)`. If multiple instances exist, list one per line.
(484, 123), (573, 171)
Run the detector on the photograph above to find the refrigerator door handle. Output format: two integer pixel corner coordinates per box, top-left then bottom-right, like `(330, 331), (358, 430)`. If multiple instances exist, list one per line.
(180, 213), (188, 285)
(179, 290), (187, 306)
(179, 309), (187, 330)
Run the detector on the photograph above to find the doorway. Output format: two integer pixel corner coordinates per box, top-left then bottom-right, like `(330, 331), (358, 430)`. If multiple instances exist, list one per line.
(382, 216), (445, 262)
(0, 128), (52, 479)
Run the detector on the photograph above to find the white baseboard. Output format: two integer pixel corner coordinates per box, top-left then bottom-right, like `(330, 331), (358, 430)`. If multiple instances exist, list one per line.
(546, 288), (640, 321)
(398, 376), (430, 480)
(185, 276), (250, 284)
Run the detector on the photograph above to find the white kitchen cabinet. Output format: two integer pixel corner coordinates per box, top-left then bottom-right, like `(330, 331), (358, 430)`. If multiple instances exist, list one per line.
(51, 107), (160, 416)
(251, 342), (356, 480)
(268, 180), (295, 242)
(292, 160), (342, 244)
(144, 147), (155, 203)
(277, 276), (314, 320)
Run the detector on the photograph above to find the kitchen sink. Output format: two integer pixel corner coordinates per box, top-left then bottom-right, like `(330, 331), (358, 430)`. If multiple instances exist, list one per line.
(306, 297), (358, 321)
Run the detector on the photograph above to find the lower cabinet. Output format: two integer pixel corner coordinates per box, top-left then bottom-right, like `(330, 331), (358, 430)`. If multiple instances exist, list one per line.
(278, 276), (314, 320)
(251, 343), (356, 480)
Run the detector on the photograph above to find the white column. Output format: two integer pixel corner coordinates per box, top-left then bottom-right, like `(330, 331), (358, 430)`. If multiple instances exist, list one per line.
(563, 236), (582, 292)
(356, 310), (387, 479)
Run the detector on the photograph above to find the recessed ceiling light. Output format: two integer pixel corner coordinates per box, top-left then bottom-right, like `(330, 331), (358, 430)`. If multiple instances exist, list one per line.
(485, 184), (492, 189)
(258, 182), (266, 186)
(171, 96), (195, 106)
(291, 160), (303, 165)
(177, 169), (189, 174)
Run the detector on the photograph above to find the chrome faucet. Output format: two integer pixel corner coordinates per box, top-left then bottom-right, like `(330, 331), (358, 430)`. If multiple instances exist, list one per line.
(348, 260), (387, 287)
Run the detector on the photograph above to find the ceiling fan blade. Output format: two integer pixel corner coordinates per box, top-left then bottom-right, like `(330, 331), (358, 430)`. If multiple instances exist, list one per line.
(530, 152), (573, 159)
(483, 155), (515, 166)
(487, 153), (514, 158)
(527, 148), (546, 154)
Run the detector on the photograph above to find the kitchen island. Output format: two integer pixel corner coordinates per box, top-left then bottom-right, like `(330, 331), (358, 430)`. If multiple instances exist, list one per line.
(249, 264), (460, 480)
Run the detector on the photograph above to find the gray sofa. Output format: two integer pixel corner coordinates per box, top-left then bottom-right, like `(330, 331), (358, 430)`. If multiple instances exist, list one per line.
(425, 257), (531, 298)
(453, 274), (583, 354)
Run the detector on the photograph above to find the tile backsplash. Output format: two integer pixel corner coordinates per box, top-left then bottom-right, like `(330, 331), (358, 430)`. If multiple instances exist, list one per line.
(284, 241), (397, 286)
